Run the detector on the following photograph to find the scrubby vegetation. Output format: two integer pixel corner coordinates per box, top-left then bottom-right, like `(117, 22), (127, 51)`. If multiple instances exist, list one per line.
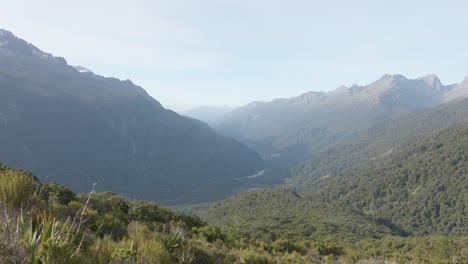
(0, 164), (340, 263)
(2, 163), (467, 263)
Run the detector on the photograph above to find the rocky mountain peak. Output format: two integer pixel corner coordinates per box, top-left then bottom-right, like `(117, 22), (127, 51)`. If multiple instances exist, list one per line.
(458, 76), (468, 94)
(0, 29), (39, 53)
(461, 76), (468, 85)
(0, 29), (15, 42)
(364, 74), (409, 96)
(364, 74), (410, 95)
(0, 28), (65, 63)
(349, 84), (364, 93)
(335, 85), (348, 91)
(378, 74), (408, 83)
(419, 74), (442, 89)
(445, 76), (468, 101)
(73, 65), (93, 74)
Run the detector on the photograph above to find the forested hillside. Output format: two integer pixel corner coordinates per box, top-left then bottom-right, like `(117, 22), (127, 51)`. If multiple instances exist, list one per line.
(203, 188), (395, 243)
(289, 96), (468, 187)
(203, 122), (468, 262)
(306, 122), (468, 235)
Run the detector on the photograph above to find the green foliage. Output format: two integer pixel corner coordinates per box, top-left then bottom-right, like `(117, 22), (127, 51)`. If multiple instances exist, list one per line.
(0, 167), (40, 209)
(43, 183), (75, 206)
(189, 246), (216, 264)
(240, 249), (270, 264)
(161, 233), (183, 253)
(0, 234), (26, 264)
(270, 239), (301, 254)
(77, 192), (130, 216)
(37, 240), (81, 264)
(309, 241), (343, 255)
(192, 226), (225, 242)
(96, 213), (128, 240)
(0, 164), (210, 264)
(111, 247), (137, 263)
(203, 188), (394, 244)
(128, 200), (205, 228)
(178, 248), (198, 264)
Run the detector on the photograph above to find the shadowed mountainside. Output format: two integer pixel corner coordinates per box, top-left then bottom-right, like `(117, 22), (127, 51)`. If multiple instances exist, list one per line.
(0, 29), (265, 204)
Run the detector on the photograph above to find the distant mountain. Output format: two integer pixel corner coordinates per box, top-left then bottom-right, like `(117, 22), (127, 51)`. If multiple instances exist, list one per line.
(0, 29), (264, 204)
(211, 74), (467, 166)
(445, 76), (468, 101)
(205, 121), (468, 239)
(181, 106), (233, 124)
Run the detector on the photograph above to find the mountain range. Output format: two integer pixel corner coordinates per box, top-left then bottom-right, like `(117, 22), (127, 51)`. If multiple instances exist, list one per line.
(0, 29), (264, 204)
(208, 74), (468, 166)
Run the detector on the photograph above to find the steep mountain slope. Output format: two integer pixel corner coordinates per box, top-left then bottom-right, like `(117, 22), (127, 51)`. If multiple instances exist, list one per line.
(308, 122), (468, 235)
(212, 74), (466, 166)
(289, 96), (468, 187)
(0, 29), (264, 204)
(445, 76), (468, 101)
(205, 122), (468, 239)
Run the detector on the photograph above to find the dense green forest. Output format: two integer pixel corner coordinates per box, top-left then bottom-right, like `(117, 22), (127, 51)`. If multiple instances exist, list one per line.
(203, 122), (468, 263)
(203, 188), (396, 242)
(305, 122), (468, 236)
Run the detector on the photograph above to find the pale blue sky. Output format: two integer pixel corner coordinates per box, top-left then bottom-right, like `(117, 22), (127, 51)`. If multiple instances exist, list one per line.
(1, 0), (467, 110)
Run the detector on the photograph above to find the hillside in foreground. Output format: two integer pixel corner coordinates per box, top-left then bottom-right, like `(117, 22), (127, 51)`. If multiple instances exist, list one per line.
(1, 164), (467, 263)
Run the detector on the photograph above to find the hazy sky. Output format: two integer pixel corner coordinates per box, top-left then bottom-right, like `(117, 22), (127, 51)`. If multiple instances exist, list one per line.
(1, 0), (468, 110)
